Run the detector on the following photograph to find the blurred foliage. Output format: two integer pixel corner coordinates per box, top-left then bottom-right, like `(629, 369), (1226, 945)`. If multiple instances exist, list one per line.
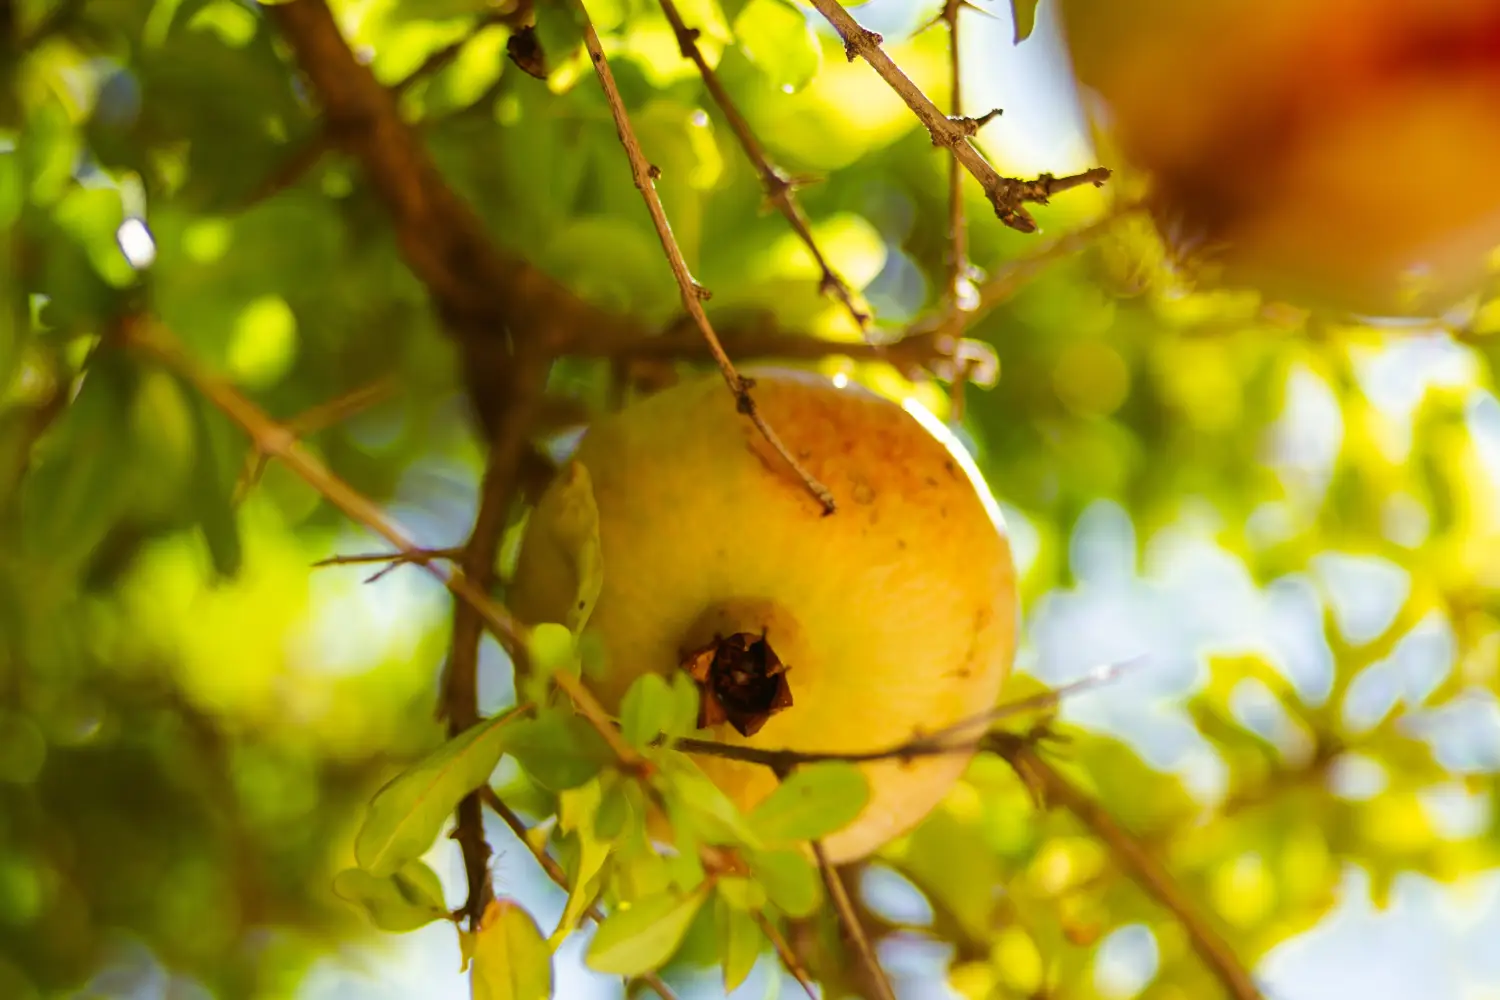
(3, 0), (1500, 998)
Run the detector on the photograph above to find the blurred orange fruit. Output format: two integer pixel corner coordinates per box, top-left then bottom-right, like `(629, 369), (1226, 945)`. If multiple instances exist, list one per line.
(1058, 0), (1500, 317)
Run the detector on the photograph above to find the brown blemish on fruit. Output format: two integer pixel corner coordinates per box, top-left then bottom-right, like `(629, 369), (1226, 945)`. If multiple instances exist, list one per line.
(682, 631), (794, 737)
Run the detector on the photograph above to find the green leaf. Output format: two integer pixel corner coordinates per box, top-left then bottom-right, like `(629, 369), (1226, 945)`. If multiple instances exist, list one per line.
(585, 886), (709, 976)
(504, 710), (612, 792)
(332, 861), (450, 932)
(468, 899), (554, 1000)
(19, 352), (140, 574)
(178, 380), (242, 579)
(551, 461), (603, 636)
(552, 779), (612, 942)
(657, 752), (763, 848)
(527, 622), (579, 678)
(354, 711), (520, 876)
(718, 897), (762, 993)
(620, 673), (672, 750)
(749, 849), (820, 918)
(595, 774), (638, 841)
(716, 876), (767, 912)
(733, 0), (822, 94)
(748, 762), (869, 843)
(1011, 0), (1041, 43)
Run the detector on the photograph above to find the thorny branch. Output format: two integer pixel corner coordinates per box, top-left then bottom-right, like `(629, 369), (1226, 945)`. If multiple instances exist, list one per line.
(573, 1), (838, 515)
(655, 0), (870, 333)
(480, 788), (680, 1000)
(803, 0), (1110, 232)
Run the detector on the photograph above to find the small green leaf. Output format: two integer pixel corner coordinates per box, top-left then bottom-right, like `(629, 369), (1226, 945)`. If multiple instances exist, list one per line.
(469, 898), (553, 1000)
(748, 762), (869, 843)
(717, 876), (767, 912)
(179, 381), (242, 579)
(585, 887), (709, 976)
(552, 779), (612, 942)
(354, 711), (521, 876)
(718, 898), (762, 993)
(547, 461), (604, 635)
(505, 710), (612, 792)
(734, 0), (822, 93)
(620, 673), (673, 750)
(1011, 0), (1040, 43)
(527, 622), (579, 678)
(332, 860), (449, 932)
(667, 672), (702, 737)
(657, 752), (762, 848)
(595, 776), (637, 841)
(750, 849), (821, 918)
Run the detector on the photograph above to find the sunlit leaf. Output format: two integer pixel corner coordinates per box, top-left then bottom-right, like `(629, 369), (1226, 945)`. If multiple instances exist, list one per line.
(552, 778), (612, 941)
(717, 897), (762, 992)
(748, 762), (869, 843)
(657, 752), (763, 848)
(748, 848), (820, 918)
(355, 710), (522, 875)
(504, 710), (612, 792)
(733, 0), (822, 94)
(585, 886), (709, 976)
(468, 898), (553, 1000)
(332, 861), (450, 932)
(1011, 0), (1041, 43)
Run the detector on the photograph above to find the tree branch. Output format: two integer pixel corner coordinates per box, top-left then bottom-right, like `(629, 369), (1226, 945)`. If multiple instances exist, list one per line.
(669, 658), (1132, 770)
(803, 0), (1109, 232)
(656, 0), (869, 333)
(940, 0), (971, 311)
(442, 354), (549, 927)
(752, 910), (817, 1000)
(246, 6), (524, 209)
(988, 735), (1265, 1000)
(574, 2), (837, 515)
(262, 0), (638, 434)
(812, 841), (895, 1000)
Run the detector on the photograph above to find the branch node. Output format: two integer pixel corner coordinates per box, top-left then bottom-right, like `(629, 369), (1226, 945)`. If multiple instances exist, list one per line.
(949, 107), (1003, 136)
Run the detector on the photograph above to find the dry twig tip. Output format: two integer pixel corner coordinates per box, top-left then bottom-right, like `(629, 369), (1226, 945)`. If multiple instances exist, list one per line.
(573, 0), (837, 515)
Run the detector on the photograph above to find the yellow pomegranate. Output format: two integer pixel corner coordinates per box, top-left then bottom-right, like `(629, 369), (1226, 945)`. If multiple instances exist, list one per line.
(508, 369), (1018, 861)
(1059, 0), (1500, 317)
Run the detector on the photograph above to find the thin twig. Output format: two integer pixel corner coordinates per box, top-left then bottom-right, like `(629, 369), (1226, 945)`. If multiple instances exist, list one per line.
(975, 201), (1147, 312)
(655, 0), (869, 333)
(752, 910), (817, 1000)
(803, 0), (1109, 232)
(670, 658), (1134, 770)
(812, 842), (895, 1000)
(481, 788), (680, 1000)
(443, 352), (551, 927)
(988, 736), (1265, 1000)
(938, 0), (978, 419)
(311, 546), (463, 570)
(941, 0), (970, 312)
(235, 376), (401, 502)
(574, 5), (837, 515)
